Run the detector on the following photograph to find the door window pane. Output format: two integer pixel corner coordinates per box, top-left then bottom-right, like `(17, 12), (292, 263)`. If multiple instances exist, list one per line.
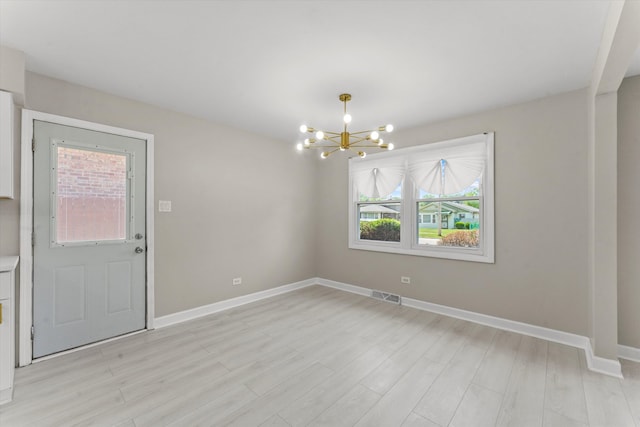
(56, 146), (128, 243)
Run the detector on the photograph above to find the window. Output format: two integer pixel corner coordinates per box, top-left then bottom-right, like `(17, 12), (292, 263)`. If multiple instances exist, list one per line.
(348, 132), (494, 263)
(53, 143), (132, 246)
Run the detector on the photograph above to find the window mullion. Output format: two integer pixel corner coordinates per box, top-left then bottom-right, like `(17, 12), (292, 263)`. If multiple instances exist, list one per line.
(401, 176), (413, 249)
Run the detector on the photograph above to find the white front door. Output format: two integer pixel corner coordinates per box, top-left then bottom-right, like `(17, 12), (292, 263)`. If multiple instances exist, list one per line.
(32, 120), (147, 358)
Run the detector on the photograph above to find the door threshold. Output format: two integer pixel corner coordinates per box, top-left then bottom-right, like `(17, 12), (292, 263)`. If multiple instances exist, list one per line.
(32, 329), (147, 364)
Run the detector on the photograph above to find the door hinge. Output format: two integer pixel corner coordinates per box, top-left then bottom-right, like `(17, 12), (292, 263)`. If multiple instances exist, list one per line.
(32, 138), (35, 152)
(31, 325), (34, 340)
(31, 232), (35, 247)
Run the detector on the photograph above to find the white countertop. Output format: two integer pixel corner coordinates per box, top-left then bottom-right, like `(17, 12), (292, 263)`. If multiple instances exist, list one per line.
(0, 256), (18, 272)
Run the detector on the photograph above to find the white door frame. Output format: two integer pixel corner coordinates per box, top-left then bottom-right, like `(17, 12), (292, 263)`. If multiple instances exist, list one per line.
(19, 110), (155, 366)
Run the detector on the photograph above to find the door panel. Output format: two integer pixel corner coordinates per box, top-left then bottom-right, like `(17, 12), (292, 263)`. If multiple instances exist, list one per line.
(33, 120), (146, 358)
(106, 261), (132, 314)
(53, 265), (86, 325)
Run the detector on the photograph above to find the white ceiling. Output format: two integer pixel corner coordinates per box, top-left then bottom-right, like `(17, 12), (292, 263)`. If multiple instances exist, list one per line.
(1, 0), (638, 144)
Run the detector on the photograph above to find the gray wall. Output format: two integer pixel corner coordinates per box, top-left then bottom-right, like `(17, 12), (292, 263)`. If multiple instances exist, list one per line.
(316, 89), (590, 336)
(24, 72), (317, 317)
(0, 46), (24, 257)
(4, 69), (636, 347)
(618, 75), (640, 349)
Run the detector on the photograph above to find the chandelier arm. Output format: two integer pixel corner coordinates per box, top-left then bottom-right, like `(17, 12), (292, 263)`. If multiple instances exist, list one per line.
(348, 145), (389, 148)
(322, 131), (341, 136)
(306, 143), (350, 150)
(312, 144), (341, 149)
(349, 130), (377, 136)
(349, 136), (372, 144)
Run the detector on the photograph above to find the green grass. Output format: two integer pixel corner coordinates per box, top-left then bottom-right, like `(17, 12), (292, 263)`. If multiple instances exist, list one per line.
(418, 228), (458, 239)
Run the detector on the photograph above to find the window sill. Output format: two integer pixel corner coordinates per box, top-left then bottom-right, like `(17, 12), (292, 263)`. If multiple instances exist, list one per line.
(348, 241), (495, 263)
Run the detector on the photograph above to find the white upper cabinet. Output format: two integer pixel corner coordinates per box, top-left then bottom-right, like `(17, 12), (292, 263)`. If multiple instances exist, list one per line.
(0, 90), (14, 199)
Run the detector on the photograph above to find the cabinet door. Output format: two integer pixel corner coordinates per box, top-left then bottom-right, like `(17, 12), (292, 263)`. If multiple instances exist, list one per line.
(0, 90), (14, 199)
(0, 297), (11, 393)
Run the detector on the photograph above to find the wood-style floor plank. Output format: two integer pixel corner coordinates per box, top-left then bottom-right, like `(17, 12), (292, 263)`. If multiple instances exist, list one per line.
(449, 383), (503, 427)
(495, 336), (548, 427)
(413, 324), (495, 426)
(0, 285), (638, 427)
(307, 384), (380, 427)
(355, 356), (445, 426)
(544, 342), (589, 425)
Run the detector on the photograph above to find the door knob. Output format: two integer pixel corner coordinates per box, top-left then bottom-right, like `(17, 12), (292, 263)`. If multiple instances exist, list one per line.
(135, 247), (144, 254)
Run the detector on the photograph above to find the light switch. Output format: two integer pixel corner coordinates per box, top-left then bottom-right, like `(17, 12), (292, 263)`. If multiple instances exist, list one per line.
(158, 200), (172, 212)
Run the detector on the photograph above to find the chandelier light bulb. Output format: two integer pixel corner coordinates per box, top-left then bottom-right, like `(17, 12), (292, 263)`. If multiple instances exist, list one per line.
(343, 113), (352, 124)
(296, 143), (303, 151)
(387, 143), (395, 150)
(378, 138), (384, 145)
(315, 130), (325, 140)
(300, 124), (308, 133)
(386, 124), (394, 133)
(304, 138), (311, 146)
(370, 131), (379, 141)
(340, 147), (346, 151)
(321, 151), (329, 159)
(358, 151), (366, 158)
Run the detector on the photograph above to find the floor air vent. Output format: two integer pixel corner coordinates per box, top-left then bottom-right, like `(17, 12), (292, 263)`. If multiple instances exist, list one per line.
(371, 290), (401, 305)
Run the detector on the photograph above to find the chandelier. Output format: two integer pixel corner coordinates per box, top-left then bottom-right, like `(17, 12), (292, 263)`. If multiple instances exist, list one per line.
(296, 93), (395, 159)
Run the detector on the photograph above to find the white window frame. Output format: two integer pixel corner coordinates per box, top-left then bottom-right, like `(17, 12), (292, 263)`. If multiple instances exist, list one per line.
(348, 132), (494, 263)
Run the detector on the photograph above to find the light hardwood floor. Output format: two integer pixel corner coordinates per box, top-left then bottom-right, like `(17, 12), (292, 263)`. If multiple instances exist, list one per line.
(1, 285), (638, 426)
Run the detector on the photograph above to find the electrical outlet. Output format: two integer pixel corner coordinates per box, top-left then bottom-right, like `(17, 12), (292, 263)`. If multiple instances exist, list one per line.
(232, 277), (242, 285)
(401, 276), (411, 284)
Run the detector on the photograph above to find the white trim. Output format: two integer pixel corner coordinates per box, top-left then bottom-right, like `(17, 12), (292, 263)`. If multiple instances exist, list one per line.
(315, 278), (371, 297)
(154, 278), (316, 328)
(0, 388), (12, 406)
(585, 344), (623, 378)
(19, 110), (155, 366)
(618, 344), (640, 363)
(145, 129), (155, 329)
(348, 132), (494, 264)
(313, 277), (622, 378)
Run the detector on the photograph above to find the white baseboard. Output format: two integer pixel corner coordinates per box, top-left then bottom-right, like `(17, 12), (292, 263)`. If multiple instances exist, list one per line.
(315, 278), (372, 297)
(0, 386), (13, 405)
(154, 278), (316, 328)
(152, 276), (626, 378)
(314, 277), (623, 378)
(585, 344), (623, 378)
(618, 344), (640, 363)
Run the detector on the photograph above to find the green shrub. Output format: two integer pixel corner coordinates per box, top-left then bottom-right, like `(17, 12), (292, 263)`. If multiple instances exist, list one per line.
(441, 230), (479, 247)
(455, 221), (466, 229)
(359, 221), (374, 238)
(465, 222), (470, 230)
(360, 218), (401, 242)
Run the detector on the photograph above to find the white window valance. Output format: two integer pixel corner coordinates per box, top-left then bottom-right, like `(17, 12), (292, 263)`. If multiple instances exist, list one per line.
(351, 135), (487, 198)
(408, 140), (486, 195)
(351, 155), (406, 198)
